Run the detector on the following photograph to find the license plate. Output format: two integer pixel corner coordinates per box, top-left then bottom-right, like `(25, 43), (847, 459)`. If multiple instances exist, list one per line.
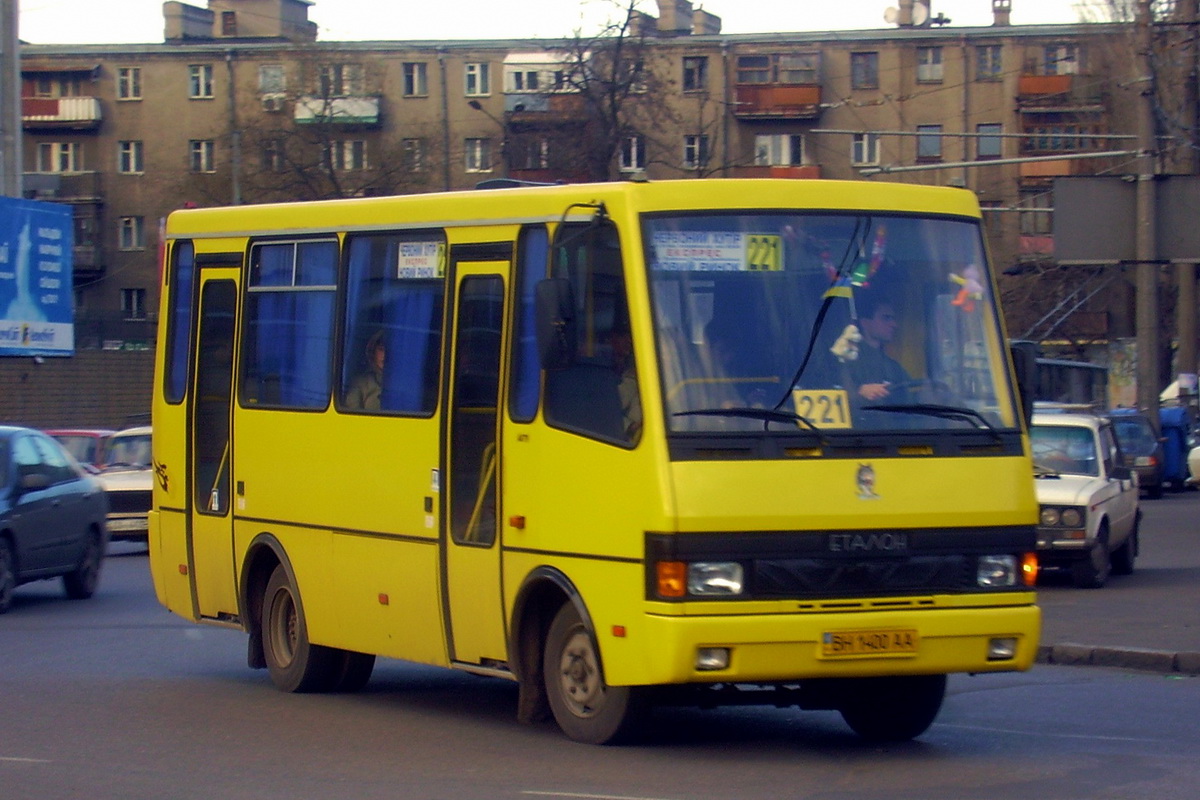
(107, 517), (148, 531)
(820, 628), (919, 658)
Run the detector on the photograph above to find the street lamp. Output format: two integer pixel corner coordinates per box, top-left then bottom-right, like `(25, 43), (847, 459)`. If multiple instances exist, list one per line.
(467, 99), (508, 178)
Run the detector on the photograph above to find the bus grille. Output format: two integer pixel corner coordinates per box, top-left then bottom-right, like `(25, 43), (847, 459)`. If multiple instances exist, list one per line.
(754, 555), (971, 597)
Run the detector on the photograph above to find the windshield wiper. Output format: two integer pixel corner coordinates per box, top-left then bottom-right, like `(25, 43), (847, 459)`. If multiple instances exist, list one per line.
(675, 406), (825, 436)
(860, 403), (1000, 438)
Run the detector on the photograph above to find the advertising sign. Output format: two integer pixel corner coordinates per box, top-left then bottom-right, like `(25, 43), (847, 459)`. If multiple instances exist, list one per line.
(0, 197), (74, 357)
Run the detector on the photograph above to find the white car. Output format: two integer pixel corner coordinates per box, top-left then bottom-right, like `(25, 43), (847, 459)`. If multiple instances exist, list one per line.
(1189, 446), (1200, 487)
(95, 426), (153, 542)
(1031, 412), (1140, 588)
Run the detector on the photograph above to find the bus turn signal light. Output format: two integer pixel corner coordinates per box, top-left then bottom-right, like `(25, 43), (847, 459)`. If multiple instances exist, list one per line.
(656, 561), (686, 598)
(1022, 552), (1039, 587)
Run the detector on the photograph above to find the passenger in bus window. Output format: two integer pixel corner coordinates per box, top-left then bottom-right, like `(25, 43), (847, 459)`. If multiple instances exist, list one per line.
(845, 291), (910, 403)
(345, 330), (386, 411)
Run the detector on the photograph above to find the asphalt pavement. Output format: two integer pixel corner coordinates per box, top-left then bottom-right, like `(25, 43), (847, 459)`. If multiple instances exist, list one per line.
(1035, 486), (1200, 674)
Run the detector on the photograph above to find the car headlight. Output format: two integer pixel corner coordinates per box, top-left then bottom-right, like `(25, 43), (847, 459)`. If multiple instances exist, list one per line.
(1040, 507), (1060, 526)
(1040, 506), (1084, 528)
(1060, 508), (1083, 527)
(687, 562), (744, 596)
(977, 554), (1018, 587)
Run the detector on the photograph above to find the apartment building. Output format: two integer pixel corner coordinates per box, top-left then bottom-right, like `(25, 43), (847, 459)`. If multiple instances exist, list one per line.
(16, 0), (1149, 352)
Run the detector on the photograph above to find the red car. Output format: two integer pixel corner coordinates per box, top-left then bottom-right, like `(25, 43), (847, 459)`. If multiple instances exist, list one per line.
(45, 428), (116, 472)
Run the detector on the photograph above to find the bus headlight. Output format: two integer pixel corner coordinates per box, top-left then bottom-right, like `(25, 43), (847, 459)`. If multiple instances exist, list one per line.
(687, 562), (744, 596)
(977, 554), (1018, 588)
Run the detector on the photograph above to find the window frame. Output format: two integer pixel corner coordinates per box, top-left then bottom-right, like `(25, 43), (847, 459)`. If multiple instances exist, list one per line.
(117, 67), (142, 100)
(851, 132), (880, 166)
(916, 124), (943, 160)
(850, 51), (879, 90)
(464, 137), (493, 173)
(683, 134), (709, 171)
(189, 64), (215, 99)
(976, 123), (1003, 160)
(619, 135), (646, 172)
(118, 140), (144, 174)
(916, 46), (943, 83)
(189, 139), (215, 173)
(118, 216), (145, 250)
(683, 56), (708, 92)
(464, 62), (491, 97)
(976, 45), (1003, 81)
(403, 62), (428, 97)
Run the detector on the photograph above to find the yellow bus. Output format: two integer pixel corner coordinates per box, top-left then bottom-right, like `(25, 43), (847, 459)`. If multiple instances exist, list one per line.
(149, 179), (1040, 744)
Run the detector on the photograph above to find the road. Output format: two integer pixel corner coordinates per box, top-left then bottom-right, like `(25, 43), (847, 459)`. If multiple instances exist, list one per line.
(1, 497), (1198, 800)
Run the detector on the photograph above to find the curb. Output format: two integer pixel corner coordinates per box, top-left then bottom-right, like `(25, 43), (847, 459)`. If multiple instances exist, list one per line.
(1037, 643), (1200, 675)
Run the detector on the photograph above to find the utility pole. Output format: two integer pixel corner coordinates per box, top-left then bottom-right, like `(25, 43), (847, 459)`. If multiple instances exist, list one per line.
(0, 0), (22, 197)
(1178, 0), (1199, 399)
(1135, 0), (1161, 420)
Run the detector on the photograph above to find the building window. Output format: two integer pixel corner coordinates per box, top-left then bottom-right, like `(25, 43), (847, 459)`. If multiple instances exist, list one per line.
(36, 142), (83, 173)
(262, 139), (285, 172)
(118, 140), (144, 174)
(324, 140), (369, 171)
(221, 11), (237, 35)
(509, 69), (540, 92)
(511, 137), (549, 170)
(851, 52), (879, 90)
(259, 64), (286, 93)
(683, 134), (709, 170)
(189, 64), (214, 98)
(736, 55), (770, 84)
(465, 138), (492, 172)
(465, 62), (491, 97)
(683, 56), (708, 92)
(320, 63), (364, 96)
(916, 47), (943, 83)
(31, 75), (82, 97)
(1020, 190), (1053, 235)
(977, 123), (1003, 159)
(917, 124), (943, 159)
(754, 134), (805, 166)
(976, 45), (1002, 81)
(779, 53), (819, 83)
(1045, 44), (1080, 75)
(620, 135), (646, 172)
(403, 62), (428, 96)
(121, 288), (147, 320)
(402, 138), (426, 172)
(851, 133), (880, 166)
(117, 67), (142, 100)
(118, 217), (145, 250)
(189, 139), (215, 172)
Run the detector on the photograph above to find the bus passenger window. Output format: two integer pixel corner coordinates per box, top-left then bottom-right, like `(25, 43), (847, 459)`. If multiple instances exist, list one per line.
(341, 233), (445, 415)
(543, 222), (640, 446)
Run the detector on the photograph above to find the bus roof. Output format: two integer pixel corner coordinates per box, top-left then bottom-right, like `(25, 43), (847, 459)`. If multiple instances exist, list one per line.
(164, 179), (982, 240)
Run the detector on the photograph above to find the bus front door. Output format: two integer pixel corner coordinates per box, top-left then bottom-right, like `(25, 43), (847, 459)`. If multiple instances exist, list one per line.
(189, 272), (239, 620)
(444, 258), (509, 666)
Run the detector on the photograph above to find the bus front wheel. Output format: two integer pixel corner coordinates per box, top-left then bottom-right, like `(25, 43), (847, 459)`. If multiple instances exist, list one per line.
(543, 603), (647, 744)
(262, 565), (338, 693)
(838, 674), (946, 742)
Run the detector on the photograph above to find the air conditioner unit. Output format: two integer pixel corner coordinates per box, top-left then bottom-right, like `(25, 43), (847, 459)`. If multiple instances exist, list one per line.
(262, 94), (286, 113)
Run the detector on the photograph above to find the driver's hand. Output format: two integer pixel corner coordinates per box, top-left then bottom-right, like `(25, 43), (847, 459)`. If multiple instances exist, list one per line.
(859, 382), (891, 401)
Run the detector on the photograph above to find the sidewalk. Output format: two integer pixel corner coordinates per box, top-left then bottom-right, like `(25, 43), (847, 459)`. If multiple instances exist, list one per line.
(1033, 489), (1200, 675)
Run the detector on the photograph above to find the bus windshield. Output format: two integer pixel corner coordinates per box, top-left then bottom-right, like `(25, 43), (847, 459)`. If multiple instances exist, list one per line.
(644, 211), (1018, 435)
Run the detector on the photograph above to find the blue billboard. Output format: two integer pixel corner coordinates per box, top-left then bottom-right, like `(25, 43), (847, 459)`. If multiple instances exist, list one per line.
(0, 196), (74, 357)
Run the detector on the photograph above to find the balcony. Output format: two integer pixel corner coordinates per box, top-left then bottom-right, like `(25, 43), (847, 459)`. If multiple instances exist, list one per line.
(22, 170), (104, 202)
(22, 96), (103, 131)
(731, 165), (822, 180)
(1017, 75), (1104, 113)
(505, 93), (587, 125)
(733, 85), (822, 120)
(293, 95), (381, 126)
(1018, 234), (1054, 257)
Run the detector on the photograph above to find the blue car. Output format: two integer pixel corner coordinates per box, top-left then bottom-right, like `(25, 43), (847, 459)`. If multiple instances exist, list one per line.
(0, 426), (110, 614)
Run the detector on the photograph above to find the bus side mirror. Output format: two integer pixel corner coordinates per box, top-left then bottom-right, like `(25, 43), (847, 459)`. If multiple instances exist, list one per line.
(1010, 340), (1037, 426)
(535, 278), (576, 370)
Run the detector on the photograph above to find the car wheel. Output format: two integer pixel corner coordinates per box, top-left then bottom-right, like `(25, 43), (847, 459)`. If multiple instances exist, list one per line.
(0, 538), (16, 614)
(1111, 520), (1139, 576)
(1072, 529), (1111, 589)
(839, 674), (947, 742)
(63, 527), (105, 600)
(543, 602), (648, 745)
(261, 564), (339, 693)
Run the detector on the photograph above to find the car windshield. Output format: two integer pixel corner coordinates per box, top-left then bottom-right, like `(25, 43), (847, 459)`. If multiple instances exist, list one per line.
(54, 435), (103, 464)
(1111, 417), (1157, 455)
(644, 211), (1018, 435)
(1031, 425), (1099, 476)
(103, 433), (151, 469)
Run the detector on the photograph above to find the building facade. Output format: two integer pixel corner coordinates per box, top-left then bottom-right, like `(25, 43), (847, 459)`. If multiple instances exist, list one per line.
(11, 0), (1186, 427)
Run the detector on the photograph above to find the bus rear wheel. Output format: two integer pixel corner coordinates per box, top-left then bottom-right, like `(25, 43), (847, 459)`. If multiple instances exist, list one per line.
(262, 565), (338, 693)
(838, 674), (946, 742)
(543, 603), (647, 744)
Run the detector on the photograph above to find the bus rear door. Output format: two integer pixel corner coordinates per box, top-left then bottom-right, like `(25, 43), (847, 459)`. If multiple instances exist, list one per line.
(443, 249), (510, 666)
(189, 268), (239, 620)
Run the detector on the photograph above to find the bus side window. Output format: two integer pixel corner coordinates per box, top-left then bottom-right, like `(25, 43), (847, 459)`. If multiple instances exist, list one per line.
(341, 233), (445, 415)
(543, 222), (640, 446)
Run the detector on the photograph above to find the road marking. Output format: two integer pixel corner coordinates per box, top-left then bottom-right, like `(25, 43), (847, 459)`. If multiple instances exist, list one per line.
(939, 723), (1163, 743)
(524, 792), (683, 800)
(0, 757), (52, 764)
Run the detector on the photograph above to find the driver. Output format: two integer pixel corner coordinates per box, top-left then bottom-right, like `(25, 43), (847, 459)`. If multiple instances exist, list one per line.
(846, 291), (911, 402)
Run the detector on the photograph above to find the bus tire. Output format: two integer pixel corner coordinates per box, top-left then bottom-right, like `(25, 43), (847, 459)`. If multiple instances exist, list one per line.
(543, 603), (647, 745)
(839, 674), (946, 742)
(262, 564), (338, 693)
